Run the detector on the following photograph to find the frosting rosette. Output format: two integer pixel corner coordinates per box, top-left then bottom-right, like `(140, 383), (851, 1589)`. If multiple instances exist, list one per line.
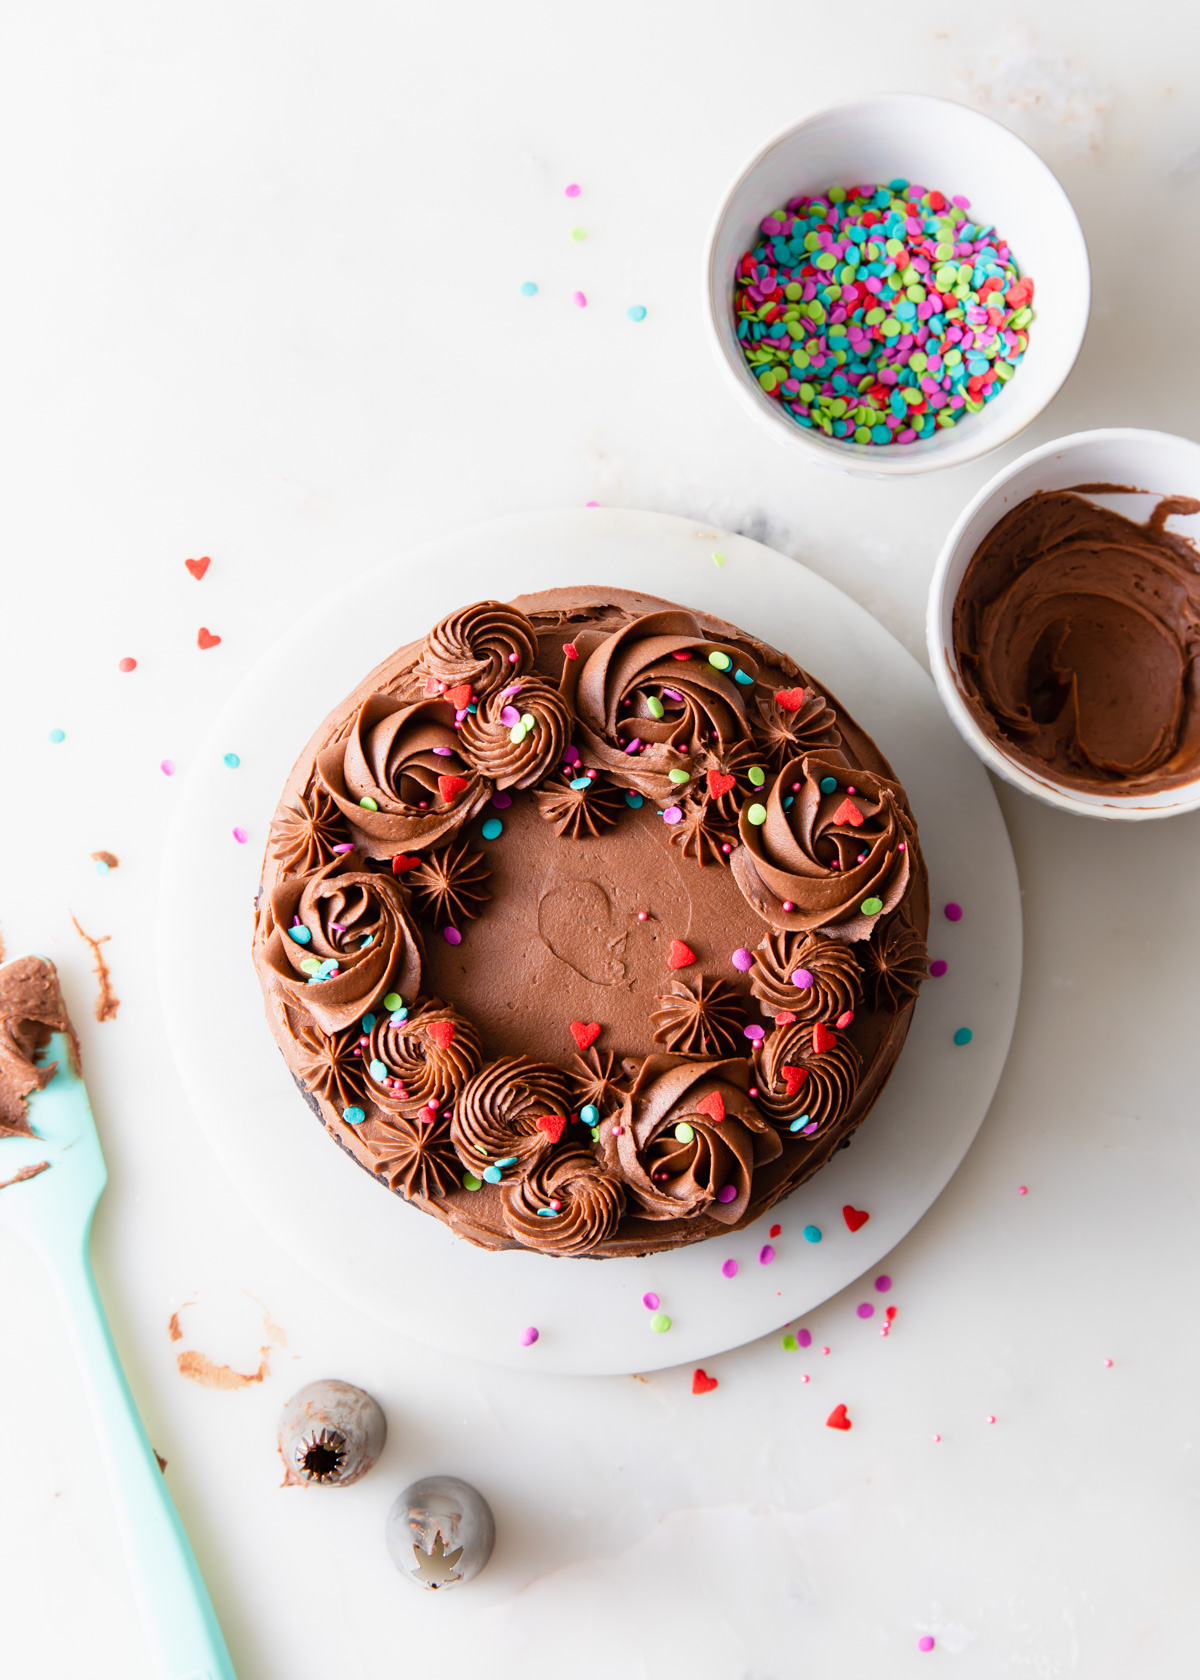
(293, 1020), (365, 1111)
(459, 676), (572, 789)
(363, 998), (482, 1119)
(359, 1112), (461, 1200)
(749, 930), (862, 1024)
(752, 1021), (862, 1135)
(315, 693), (490, 858)
(268, 784), (348, 876)
(604, 1056), (780, 1225)
(732, 751), (918, 939)
(450, 1057), (574, 1178)
(500, 1148), (626, 1255)
(753, 683), (841, 766)
(861, 914), (928, 1012)
(419, 600), (538, 695)
(262, 850), (424, 1034)
(562, 610), (759, 803)
(650, 977), (745, 1057)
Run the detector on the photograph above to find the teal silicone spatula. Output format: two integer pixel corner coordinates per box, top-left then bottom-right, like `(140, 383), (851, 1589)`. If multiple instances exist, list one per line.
(0, 956), (237, 1680)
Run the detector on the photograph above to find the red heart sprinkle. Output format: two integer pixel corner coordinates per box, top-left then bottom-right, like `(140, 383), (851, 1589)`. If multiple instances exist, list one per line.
(775, 687), (805, 712)
(781, 1065), (807, 1097)
(886, 1306), (897, 1322)
(425, 1020), (455, 1051)
(536, 1114), (566, 1144)
(437, 774), (468, 805)
(812, 1022), (837, 1054)
(832, 797), (864, 828)
(836, 1009), (854, 1029)
(197, 627), (221, 650)
(692, 1369), (719, 1395)
(769, 1224), (781, 1238)
(391, 854), (420, 874)
(842, 1204), (870, 1233)
(443, 683), (473, 710)
(826, 1403), (852, 1431)
(775, 1010), (797, 1025)
(563, 642), (579, 660)
(695, 1091), (725, 1123)
(707, 769), (736, 799)
(667, 939), (696, 970)
(570, 1020), (601, 1052)
(184, 556), (210, 580)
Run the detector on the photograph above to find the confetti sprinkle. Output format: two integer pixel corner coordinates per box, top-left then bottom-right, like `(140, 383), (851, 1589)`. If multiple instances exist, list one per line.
(650, 1312), (672, 1333)
(627, 305), (647, 321)
(856, 1302), (875, 1319)
(861, 896), (883, 915)
(232, 827), (248, 844)
(759, 1244), (775, 1265)
(743, 1023), (765, 1042)
(819, 775), (838, 793)
(520, 281), (538, 296)
(986, 1414), (996, 1424)
(747, 802), (768, 825)
(1018, 1185), (1028, 1195)
(919, 1637), (936, 1653)
(642, 1292), (660, 1310)
(160, 759), (175, 776)
(944, 901), (963, 921)
(667, 939), (696, 969)
(118, 657), (137, 673)
(564, 183), (581, 198)
(929, 959), (947, 976)
(692, 1368), (718, 1394)
(481, 817), (504, 840)
(573, 291), (587, 308)
(875, 1274), (892, 1292)
(731, 947), (754, 971)
(223, 752), (240, 768)
(803, 1225), (822, 1243)
(570, 227), (586, 242)
(443, 927), (463, 946)
(721, 1258), (739, 1279)
(782, 1333), (798, 1351)
(716, 1184), (738, 1204)
(462, 1172), (482, 1191)
(953, 1026), (973, 1046)
(184, 556), (210, 580)
(520, 1326), (539, 1346)
(342, 1106), (365, 1125)
(48, 728), (66, 744)
(770, 1224), (781, 1238)
(796, 1329), (812, 1348)
(662, 805), (683, 825)
(1103, 1358), (1113, 1368)
(197, 627), (221, 650)
(625, 791), (644, 808)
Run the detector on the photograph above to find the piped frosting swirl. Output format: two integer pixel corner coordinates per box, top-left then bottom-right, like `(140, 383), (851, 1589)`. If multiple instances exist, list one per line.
(500, 1148), (626, 1254)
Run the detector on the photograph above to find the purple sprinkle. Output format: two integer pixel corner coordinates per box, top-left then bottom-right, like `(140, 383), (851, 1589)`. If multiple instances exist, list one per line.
(791, 968), (814, 989)
(944, 902), (963, 922)
(875, 1274), (892, 1293)
(328, 922), (345, 932)
(918, 1637), (936, 1653)
(332, 843), (355, 854)
(520, 1326), (539, 1347)
(857, 1302), (875, 1319)
(721, 1258), (738, 1278)
(663, 806), (683, 825)
(929, 959), (947, 977)
(443, 927), (462, 946)
(432, 746), (454, 756)
(732, 947), (753, 972)
(716, 1184), (738, 1204)
(661, 688), (682, 702)
(802, 1121), (818, 1135)
(642, 1291), (660, 1310)
(624, 737), (642, 755)
(160, 759), (175, 776)
(743, 1023), (765, 1042)
(491, 791), (512, 809)
(759, 1244), (775, 1266)
(797, 1328), (812, 1349)
(500, 684), (522, 699)
(563, 745), (581, 766)
(499, 705), (520, 727)
(232, 827), (248, 844)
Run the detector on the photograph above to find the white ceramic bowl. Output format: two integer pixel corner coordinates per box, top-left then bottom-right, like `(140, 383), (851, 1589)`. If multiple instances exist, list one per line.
(703, 94), (1090, 478)
(927, 427), (1200, 820)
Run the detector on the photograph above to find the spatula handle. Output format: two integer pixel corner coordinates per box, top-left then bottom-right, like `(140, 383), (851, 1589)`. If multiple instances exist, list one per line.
(46, 1218), (238, 1680)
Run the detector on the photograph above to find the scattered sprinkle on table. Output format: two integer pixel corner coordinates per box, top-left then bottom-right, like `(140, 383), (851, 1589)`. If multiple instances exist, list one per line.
(197, 627), (221, 650)
(759, 1244), (775, 1265)
(564, 182), (580, 198)
(953, 1026), (973, 1046)
(223, 752), (240, 768)
(642, 1291), (660, 1310)
(919, 1637), (936, 1653)
(733, 181), (1033, 446)
(929, 959), (947, 976)
(650, 1312), (671, 1333)
(856, 1302), (875, 1319)
(118, 657), (137, 673)
(986, 1414), (996, 1424)
(520, 1326), (539, 1346)
(711, 550), (724, 567)
(160, 759), (175, 776)
(232, 827), (248, 844)
(48, 728), (66, 744)
(570, 226), (586, 242)
(627, 304), (647, 321)
(875, 1274), (891, 1292)
(782, 1333), (798, 1351)
(803, 1224), (822, 1243)
(1018, 1185), (1028, 1195)
(520, 281), (538, 297)
(1103, 1357), (1114, 1368)
(944, 901), (963, 921)
(721, 1258), (738, 1279)
(573, 291), (587, 308)
(797, 1329), (812, 1348)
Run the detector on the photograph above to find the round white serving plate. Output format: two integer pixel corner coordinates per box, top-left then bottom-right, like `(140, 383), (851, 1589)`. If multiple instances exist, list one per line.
(158, 508), (1021, 1376)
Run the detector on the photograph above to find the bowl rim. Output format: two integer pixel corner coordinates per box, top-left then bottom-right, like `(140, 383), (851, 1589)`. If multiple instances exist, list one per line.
(926, 425), (1200, 821)
(702, 91), (1092, 480)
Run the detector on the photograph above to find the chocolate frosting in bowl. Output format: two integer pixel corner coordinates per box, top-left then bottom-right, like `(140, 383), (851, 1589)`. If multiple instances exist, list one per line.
(952, 488), (1200, 794)
(252, 587), (930, 1258)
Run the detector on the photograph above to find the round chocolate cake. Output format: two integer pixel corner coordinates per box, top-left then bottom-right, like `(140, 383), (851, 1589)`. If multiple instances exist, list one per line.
(252, 588), (929, 1258)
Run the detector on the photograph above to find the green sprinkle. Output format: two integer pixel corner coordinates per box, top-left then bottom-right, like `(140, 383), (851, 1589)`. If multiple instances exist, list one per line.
(508, 723), (525, 743)
(747, 803), (767, 826)
(359, 796), (379, 811)
(299, 957), (321, 975)
(650, 1313), (672, 1333)
(462, 1172), (483, 1191)
(520, 712), (535, 730)
(953, 1026), (973, 1046)
(674, 1122), (695, 1143)
(382, 992), (403, 1011)
(782, 1333), (798, 1352)
(481, 817), (503, 840)
(712, 552), (725, 568)
(646, 695), (665, 719)
(861, 897), (883, 915)
(707, 651), (732, 671)
(570, 226), (587, 242)
(668, 768), (690, 785)
(748, 766), (766, 787)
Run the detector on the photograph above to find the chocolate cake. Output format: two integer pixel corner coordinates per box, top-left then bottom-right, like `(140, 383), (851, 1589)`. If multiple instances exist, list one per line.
(252, 588), (929, 1257)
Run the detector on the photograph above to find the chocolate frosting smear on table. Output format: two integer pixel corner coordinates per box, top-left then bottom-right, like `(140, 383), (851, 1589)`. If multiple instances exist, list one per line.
(952, 487), (1200, 794)
(253, 587), (930, 1257)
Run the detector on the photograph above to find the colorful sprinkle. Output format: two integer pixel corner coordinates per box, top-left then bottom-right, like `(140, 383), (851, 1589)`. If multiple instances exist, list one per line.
(944, 901), (963, 921)
(48, 728), (66, 744)
(232, 827), (248, 844)
(663, 806), (683, 825)
(1018, 1185), (1028, 1195)
(707, 651), (732, 671)
(462, 1172), (482, 1191)
(342, 1107), (365, 1125)
(731, 947), (754, 971)
(860, 896), (883, 915)
(667, 767), (691, 785)
(748, 766), (766, 786)
(650, 1312), (672, 1333)
(519, 281), (538, 297)
(856, 1302), (875, 1319)
(791, 968), (814, 989)
(573, 291), (587, 308)
(716, 1184), (738, 1204)
(118, 657), (137, 673)
(382, 992), (403, 1011)
(625, 791), (644, 808)
(797, 1328), (812, 1348)
(481, 817), (504, 840)
(929, 959), (947, 977)
(564, 183), (580, 198)
(743, 1023), (765, 1042)
(747, 803), (767, 825)
(782, 1333), (798, 1351)
(875, 1274), (892, 1292)
(721, 1258), (738, 1279)
(803, 1225), (822, 1243)
(918, 1637), (936, 1653)
(953, 1026), (973, 1046)
(570, 227), (586, 242)
(223, 752), (240, 768)
(443, 927), (462, 945)
(287, 926), (312, 946)
(520, 1326), (539, 1346)
(819, 776), (838, 793)
(642, 1292), (660, 1310)
(759, 1244), (775, 1265)
(627, 305), (647, 321)
(580, 1104), (599, 1125)
(674, 1122), (696, 1143)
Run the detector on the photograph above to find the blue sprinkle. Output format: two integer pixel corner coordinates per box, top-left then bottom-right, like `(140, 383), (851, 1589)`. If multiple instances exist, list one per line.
(361, 1013), (376, 1032)
(496, 1156), (518, 1168)
(223, 752), (240, 768)
(580, 1104), (599, 1125)
(783, 796), (794, 809)
(890, 392), (907, 419)
(819, 776), (838, 794)
(95, 860), (110, 876)
(871, 425), (891, 444)
(481, 817), (503, 840)
(287, 926), (312, 946)
(389, 1009), (408, 1024)
(520, 281), (538, 297)
(789, 1114), (812, 1133)
(734, 669), (754, 686)
(625, 791), (643, 808)
(369, 1058), (388, 1082)
(342, 1106), (365, 1125)
(483, 1165), (502, 1184)
(48, 728), (65, 744)
(570, 776), (591, 790)
(803, 1224), (823, 1243)
(953, 1027), (973, 1046)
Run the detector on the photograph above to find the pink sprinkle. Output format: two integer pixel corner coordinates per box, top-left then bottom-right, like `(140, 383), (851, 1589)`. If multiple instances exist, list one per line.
(160, 759), (175, 776)
(332, 843), (355, 854)
(932, 1434), (941, 1443)
(944, 901), (963, 922)
(562, 745), (581, 766)
(836, 1009), (854, 1029)
(492, 791), (512, 809)
(642, 1292), (660, 1310)
(443, 927), (462, 945)
(508, 652), (519, 663)
(663, 806), (683, 825)
(564, 182), (581, 197)
(721, 1258), (738, 1279)
(759, 1244), (775, 1266)
(875, 1274), (892, 1292)
(856, 1302), (874, 1319)
(520, 1327), (539, 1346)
(612, 1123), (624, 1135)
(426, 1098), (438, 1111)
(919, 1636), (936, 1653)
(624, 737), (642, 755)
(747, 1086), (758, 1098)
(986, 1414), (996, 1424)
(800, 1373), (810, 1384)
(782, 900), (794, 912)
(232, 827), (248, 844)
(821, 1345), (830, 1356)
(585, 500), (599, 507)
(573, 291), (587, 308)
(791, 968), (814, 989)
(743, 1023), (764, 1042)
(432, 746), (453, 756)
(499, 705), (520, 727)
(929, 959), (948, 977)
(732, 947), (754, 971)
(797, 1329), (812, 1348)
(1103, 1358), (1113, 1367)
(637, 910), (648, 922)
(716, 1184), (738, 1204)
(1018, 1185), (1028, 1196)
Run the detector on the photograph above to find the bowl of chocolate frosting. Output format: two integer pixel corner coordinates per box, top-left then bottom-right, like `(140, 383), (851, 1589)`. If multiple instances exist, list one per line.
(928, 428), (1200, 818)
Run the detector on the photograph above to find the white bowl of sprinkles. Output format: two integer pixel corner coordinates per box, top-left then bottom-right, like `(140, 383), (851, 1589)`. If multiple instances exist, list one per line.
(703, 93), (1090, 478)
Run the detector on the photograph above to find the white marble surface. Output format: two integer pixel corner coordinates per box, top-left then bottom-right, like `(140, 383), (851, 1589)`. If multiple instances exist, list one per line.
(3, 4), (1199, 1675)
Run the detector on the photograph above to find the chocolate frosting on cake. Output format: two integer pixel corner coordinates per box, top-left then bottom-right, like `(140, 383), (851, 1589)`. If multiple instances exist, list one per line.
(253, 587), (930, 1258)
(0, 956), (78, 1140)
(952, 488), (1200, 794)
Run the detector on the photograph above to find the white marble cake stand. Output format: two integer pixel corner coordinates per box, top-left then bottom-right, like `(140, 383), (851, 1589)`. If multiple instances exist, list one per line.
(158, 508), (1021, 1376)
